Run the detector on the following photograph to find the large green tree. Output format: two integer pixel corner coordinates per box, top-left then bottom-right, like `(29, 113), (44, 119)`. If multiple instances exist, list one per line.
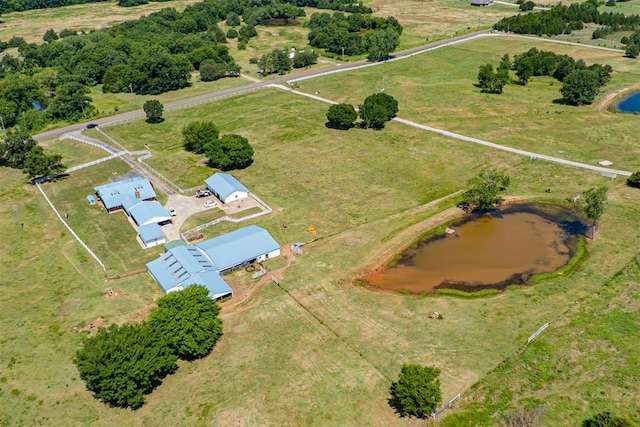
(390, 364), (442, 418)
(477, 63), (507, 94)
(459, 168), (511, 212)
(366, 27), (400, 60)
(583, 186), (607, 239)
(207, 134), (254, 170)
(143, 99), (164, 123)
(23, 145), (66, 179)
(359, 92), (399, 129)
(148, 286), (223, 361)
(47, 82), (93, 120)
(561, 69), (602, 105)
(182, 121), (219, 154)
(0, 132), (37, 168)
(326, 103), (358, 129)
(74, 323), (178, 409)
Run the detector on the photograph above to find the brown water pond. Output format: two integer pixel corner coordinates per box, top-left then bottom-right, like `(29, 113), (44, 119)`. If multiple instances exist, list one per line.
(362, 204), (586, 293)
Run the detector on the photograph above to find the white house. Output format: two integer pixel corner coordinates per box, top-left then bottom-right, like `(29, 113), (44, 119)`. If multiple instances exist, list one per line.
(205, 173), (249, 204)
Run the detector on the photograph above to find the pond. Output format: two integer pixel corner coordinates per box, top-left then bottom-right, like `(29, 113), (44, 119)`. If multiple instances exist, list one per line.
(362, 204), (586, 294)
(617, 91), (640, 113)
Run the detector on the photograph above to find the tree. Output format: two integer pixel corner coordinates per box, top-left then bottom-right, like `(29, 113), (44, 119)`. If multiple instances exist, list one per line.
(390, 364), (442, 418)
(182, 121), (219, 154)
(477, 63), (507, 94)
(293, 50), (319, 69)
(625, 43), (639, 58)
(583, 411), (634, 427)
(0, 132), (37, 169)
(74, 323), (178, 409)
(143, 99), (164, 123)
(561, 69), (602, 105)
(42, 28), (59, 43)
(359, 92), (399, 129)
(200, 60), (227, 81)
(148, 286), (223, 361)
(366, 27), (400, 61)
(225, 12), (241, 27)
(626, 171), (640, 188)
(257, 48), (292, 75)
(23, 146), (66, 179)
(326, 103), (358, 129)
(583, 186), (607, 239)
(459, 168), (511, 212)
(519, 0), (535, 11)
(207, 134), (254, 170)
(47, 82), (93, 120)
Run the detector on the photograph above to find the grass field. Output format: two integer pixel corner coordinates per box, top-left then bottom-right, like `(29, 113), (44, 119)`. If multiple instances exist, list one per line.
(5, 22), (640, 427)
(296, 35), (640, 171)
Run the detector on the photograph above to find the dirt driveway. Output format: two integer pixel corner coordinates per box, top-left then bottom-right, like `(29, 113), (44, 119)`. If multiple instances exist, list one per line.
(161, 194), (219, 241)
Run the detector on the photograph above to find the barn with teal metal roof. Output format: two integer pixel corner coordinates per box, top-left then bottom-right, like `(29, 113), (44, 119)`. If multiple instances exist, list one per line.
(138, 223), (166, 248)
(195, 224), (280, 272)
(146, 225), (280, 300)
(205, 173), (249, 204)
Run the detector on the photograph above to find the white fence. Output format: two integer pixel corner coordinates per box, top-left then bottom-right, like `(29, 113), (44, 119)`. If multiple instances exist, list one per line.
(36, 182), (107, 277)
(431, 393), (461, 419)
(527, 322), (550, 344)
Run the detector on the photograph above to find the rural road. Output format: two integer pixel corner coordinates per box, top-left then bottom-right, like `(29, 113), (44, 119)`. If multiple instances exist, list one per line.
(33, 29), (492, 141)
(34, 31), (632, 177)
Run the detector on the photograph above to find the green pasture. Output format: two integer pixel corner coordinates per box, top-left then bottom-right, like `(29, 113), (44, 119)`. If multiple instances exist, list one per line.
(43, 138), (111, 168)
(296, 35), (640, 171)
(3, 32), (640, 426)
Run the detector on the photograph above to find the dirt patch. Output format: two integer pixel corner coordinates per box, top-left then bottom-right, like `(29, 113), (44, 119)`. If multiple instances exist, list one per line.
(79, 317), (105, 333)
(104, 289), (122, 298)
(215, 409), (245, 427)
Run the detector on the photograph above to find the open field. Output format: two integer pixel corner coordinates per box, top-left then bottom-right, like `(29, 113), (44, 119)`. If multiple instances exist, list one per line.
(4, 64), (640, 425)
(42, 138), (111, 168)
(295, 35), (640, 171)
(0, 0), (204, 43)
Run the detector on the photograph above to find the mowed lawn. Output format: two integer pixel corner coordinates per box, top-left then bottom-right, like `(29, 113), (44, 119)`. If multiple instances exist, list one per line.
(4, 79), (640, 425)
(295, 35), (640, 171)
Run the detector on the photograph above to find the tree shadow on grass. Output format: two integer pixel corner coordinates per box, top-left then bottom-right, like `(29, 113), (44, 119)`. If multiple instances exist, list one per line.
(324, 121), (355, 130)
(145, 118), (165, 124)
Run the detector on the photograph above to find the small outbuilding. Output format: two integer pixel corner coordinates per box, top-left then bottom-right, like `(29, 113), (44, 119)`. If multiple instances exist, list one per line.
(205, 173), (249, 204)
(86, 195), (96, 205)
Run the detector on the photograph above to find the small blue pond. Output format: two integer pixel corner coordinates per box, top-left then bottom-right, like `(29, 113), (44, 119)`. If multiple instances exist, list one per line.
(617, 92), (640, 113)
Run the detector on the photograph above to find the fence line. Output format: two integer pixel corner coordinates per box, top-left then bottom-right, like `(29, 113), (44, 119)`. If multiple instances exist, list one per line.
(35, 182), (107, 278)
(62, 134), (118, 155)
(65, 153), (123, 173)
(96, 128), (128, 152)
(527, 322), (550, 344)
(431, 393), (462, 419)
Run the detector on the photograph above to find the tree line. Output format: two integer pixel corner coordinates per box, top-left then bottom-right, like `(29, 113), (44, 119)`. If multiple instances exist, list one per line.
(0, 1), (246, 133)
(307, 12), (402, 59)
(477, 48), (613, 105)
(494, 0), (640, 40)
(182, 120), (254, 170)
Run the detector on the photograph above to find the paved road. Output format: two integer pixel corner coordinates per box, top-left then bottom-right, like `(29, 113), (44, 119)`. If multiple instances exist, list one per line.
(33, 29), (491, 141)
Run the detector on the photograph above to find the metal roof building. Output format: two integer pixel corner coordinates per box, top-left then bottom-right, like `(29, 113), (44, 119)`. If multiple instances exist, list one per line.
(196, 225), (281, 272)
(205, 173), (249, 204)
(146, 225), (280, 299)
(129, 201), (172, 226)
(138, 223), (166, 248)
(94, 176), (156, 211)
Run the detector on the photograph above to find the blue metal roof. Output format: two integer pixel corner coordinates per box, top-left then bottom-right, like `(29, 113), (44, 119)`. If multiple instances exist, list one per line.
(205, 173), (249, 201)
(129, 201), (171, 226)
(186, 272), (232, 299)
(195, 225), (279, 271)
(147, 246), (217, 292)
(138, 223), (165, 243)
(94, 177), (156, 210)
(86, 195), (96, 204)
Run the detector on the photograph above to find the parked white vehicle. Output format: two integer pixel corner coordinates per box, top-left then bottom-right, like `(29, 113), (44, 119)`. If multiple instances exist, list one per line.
(168, 207), (177, 216)
(204, 200), (217, 208)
